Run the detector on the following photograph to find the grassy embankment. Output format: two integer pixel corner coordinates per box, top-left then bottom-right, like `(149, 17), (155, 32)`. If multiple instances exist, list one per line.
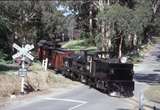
(134, 37), (160, 63)
(0, 62), (77, 98)
(145, 86), (160, 103)
(129, 41), (154, 64)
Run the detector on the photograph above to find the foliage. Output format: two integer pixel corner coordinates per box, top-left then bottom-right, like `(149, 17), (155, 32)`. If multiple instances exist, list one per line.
(0, 0), (160, 60)
(62, 0), (160, 57)
(0, 50), (8, 61)
(96, 0), (157, 57)
(98, 4), (134, 37)
(62, 39), (87, 49)
(0, 1), (67, 60)
(60, 0), (98, 43)
(0, 16), (12, 58)
(80, 32), (90, 39)
(62, 39), (96, 50)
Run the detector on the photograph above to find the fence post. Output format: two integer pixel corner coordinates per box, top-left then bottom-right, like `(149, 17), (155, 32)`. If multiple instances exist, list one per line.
(44, 58), (48, 71)
(139, 90), (144, 110)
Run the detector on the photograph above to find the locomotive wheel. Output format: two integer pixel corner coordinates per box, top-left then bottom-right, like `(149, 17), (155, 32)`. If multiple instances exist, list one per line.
(122, 90), (133, 97)
(80, 75), (86, 83)
(87, 78), (95, 88)
(96, 80), (100, 89)
(70, 72), (74, 80)
(107, 82), (123, 97)
(62, 70), (68, 76)
(71, 72), (79, 81)
(96, 80), (107, 92)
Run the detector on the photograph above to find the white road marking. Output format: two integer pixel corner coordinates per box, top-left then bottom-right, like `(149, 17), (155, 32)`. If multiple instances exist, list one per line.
(44, 97), (88, 110)
(69, 103), (86, 110)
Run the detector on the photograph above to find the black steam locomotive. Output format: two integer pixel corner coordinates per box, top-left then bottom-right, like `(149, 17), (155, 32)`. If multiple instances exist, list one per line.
(63, 51), (134, 97)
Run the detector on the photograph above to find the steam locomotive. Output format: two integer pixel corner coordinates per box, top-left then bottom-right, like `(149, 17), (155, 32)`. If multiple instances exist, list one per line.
(37, 40), (134, 97)
(63, 51), (134, 97)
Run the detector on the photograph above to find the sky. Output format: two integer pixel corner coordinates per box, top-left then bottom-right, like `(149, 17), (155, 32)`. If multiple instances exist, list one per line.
(56, 5), (73, 16)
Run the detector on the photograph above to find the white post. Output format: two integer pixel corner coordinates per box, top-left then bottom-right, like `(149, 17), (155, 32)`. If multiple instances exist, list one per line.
(89, 58), (92, 73)
(21, 54), (25, 94)
(139, 90), (144, 110)
(21, 77), (25, 93)
(44, 58), (48, 71)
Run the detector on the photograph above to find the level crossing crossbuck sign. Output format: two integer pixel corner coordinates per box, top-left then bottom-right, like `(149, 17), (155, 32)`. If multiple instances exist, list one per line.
(12, 43), (34, 60)
(12, 43), (34, 94)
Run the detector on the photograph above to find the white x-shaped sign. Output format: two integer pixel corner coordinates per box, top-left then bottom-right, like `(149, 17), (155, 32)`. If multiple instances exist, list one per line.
(12, 43), (34, 60)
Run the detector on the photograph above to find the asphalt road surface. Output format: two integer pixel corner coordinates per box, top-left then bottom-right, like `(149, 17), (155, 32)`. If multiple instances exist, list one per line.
(5, 43), (160, 110)
(7, 85), (137, 110)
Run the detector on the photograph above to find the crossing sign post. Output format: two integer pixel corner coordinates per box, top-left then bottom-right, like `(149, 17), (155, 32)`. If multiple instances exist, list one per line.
(12, 43), (34, 94)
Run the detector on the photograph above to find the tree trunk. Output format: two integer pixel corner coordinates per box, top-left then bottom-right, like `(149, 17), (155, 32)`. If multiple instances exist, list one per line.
(118, 34), (123, 58)
(152, 0), (160, 14)
(105, 23), (111, 51)
(99, 0), (111, 52)
(107, 0), (110, 6)
(89, 4), (93, 37)
(99, 0), (105, 51)
(133, 34), (137, 46)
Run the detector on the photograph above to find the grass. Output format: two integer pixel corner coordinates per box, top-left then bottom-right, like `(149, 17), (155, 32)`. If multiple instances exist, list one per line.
(0, 62), (78, 97)
(129, 42), (154, 64)
(62, 39), (97, 51)
(144, 85), (160, 103)
(0, 74), (21, 97)
(0, 65), (10, 72)
(0, 63), (19, 76)
(30, 62), (43, 71)
(26, 63), (79, 92)
(0, 62), (23, 97)
(128, 54), (144, 64)
(62, 39), (86, 48)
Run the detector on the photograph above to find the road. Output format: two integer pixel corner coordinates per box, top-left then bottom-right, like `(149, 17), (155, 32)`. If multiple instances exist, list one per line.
(134, 43), (160, 84)
(6, 85), (137, 110)
(4, 43), (160, 110)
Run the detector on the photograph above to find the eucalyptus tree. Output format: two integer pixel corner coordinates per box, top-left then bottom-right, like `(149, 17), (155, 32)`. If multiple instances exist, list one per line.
(96, 0), (154, 57)
(59, 0), (98, 44)
(0, 16), (11, 56)
(0, 1), (66, 42)
(0, 1), (67, 58)
(98, 4), (134, 57)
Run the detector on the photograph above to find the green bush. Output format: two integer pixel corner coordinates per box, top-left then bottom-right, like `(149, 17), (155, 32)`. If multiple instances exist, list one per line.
(0, 50), (8, 63)
(80, 32), (90, 39)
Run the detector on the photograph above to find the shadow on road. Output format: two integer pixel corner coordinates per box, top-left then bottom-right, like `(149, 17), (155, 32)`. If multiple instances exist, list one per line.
(134, 73), (160, 84)
(157, 55), (160, 61)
